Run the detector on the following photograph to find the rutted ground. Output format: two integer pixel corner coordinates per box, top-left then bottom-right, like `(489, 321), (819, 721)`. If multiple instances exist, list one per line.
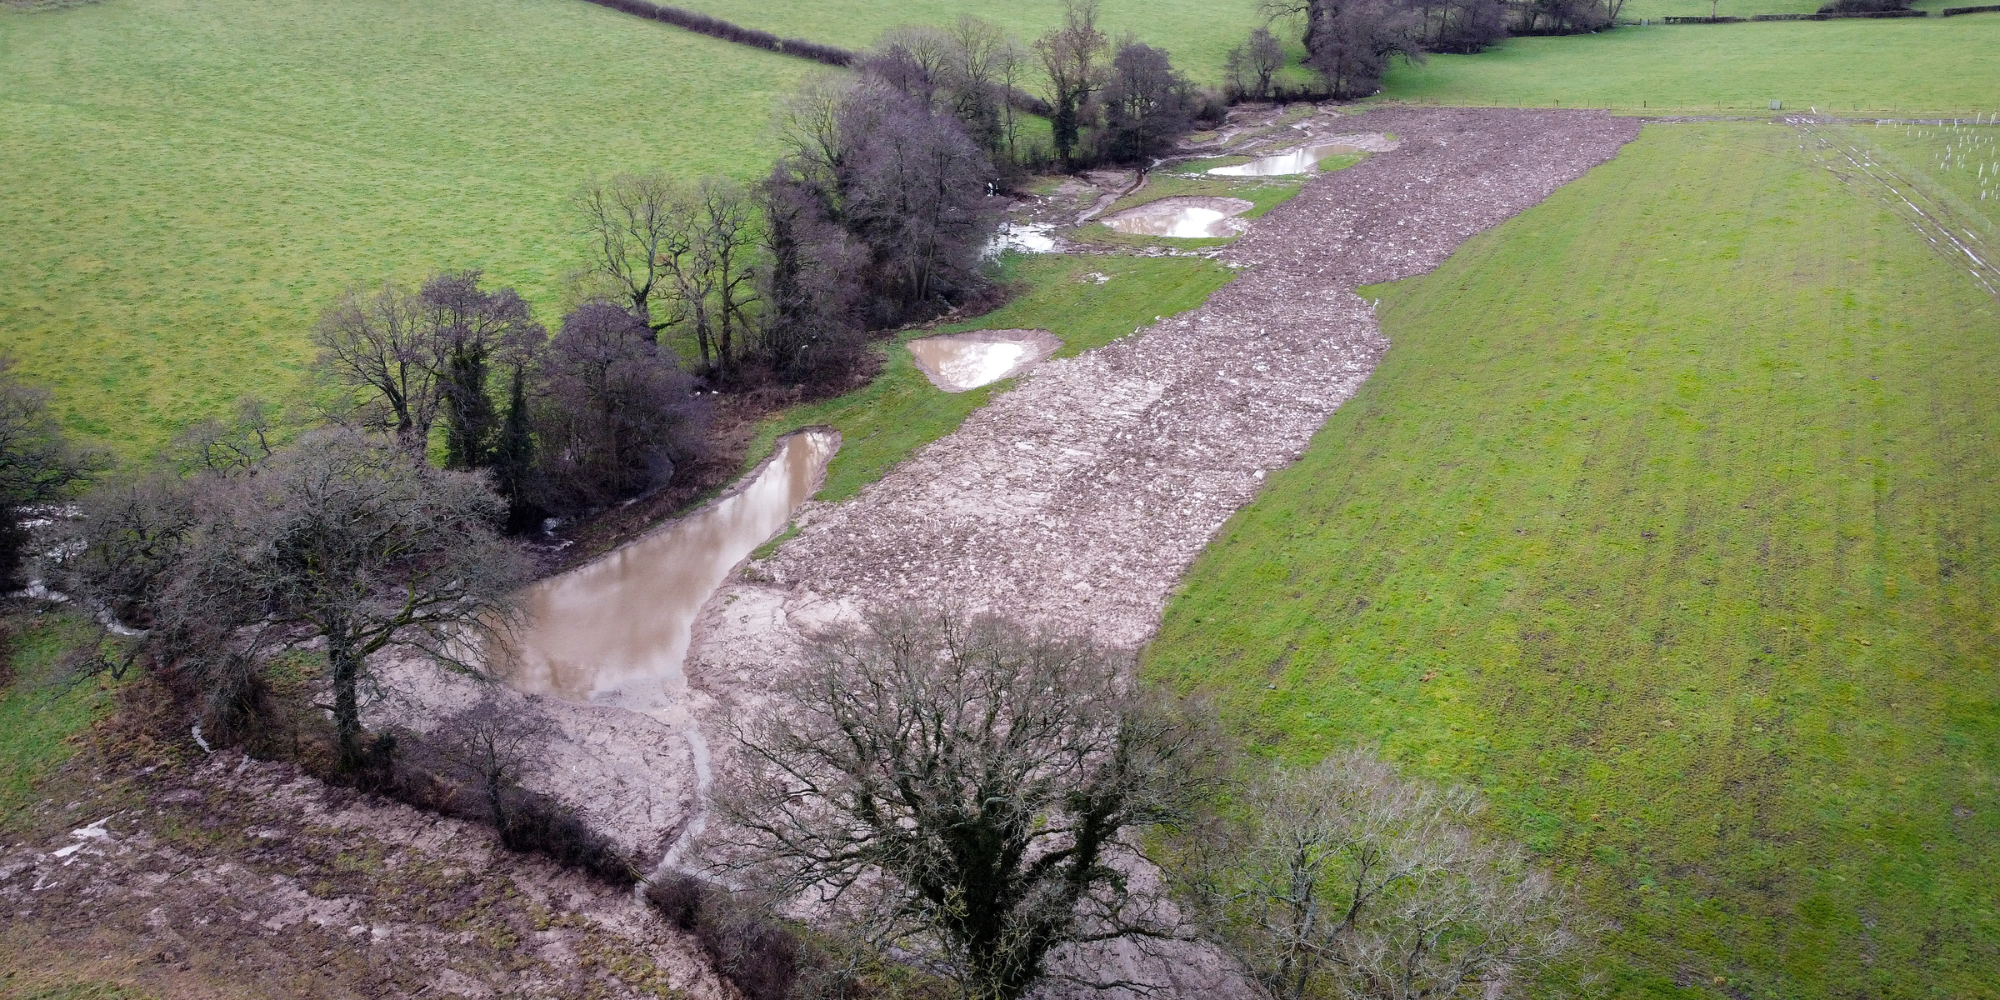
(0, 748), (727, 1000)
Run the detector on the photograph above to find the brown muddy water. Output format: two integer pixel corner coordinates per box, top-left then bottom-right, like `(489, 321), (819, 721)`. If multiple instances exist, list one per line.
(1208, 142), (1363, 177)
(1102, 196), (1254, 238)
(500, 429), (839, 711)
(907, 329), (1062, 392)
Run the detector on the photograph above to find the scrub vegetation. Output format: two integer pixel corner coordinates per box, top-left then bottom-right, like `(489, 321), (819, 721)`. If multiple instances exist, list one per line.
(744, 253), (1233, 504)
(1144, 122), (2000, 996)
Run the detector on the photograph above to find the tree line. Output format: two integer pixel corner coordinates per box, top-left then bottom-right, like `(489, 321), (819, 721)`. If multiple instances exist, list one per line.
(1230, 0), (1628, 102)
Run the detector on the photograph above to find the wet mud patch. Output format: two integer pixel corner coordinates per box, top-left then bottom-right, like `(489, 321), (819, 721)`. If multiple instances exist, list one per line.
(907, 329), (1063, 392)
(1102, 196), (1255, 238)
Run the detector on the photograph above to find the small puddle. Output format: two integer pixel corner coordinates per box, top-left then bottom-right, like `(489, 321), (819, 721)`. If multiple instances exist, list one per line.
(1101, 196), (1254, 238)
(907, 329), (1062, 392)
(984, 222), (1058, 256)
(500, 429), (839, 710)
(1208, 142), (1363, 177)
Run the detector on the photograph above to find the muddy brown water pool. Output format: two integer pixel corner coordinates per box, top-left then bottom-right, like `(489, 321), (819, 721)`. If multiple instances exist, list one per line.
(1209, 142), (1363, 177)
(500, 429), (839, 710)
(907, 329), (1062, 391)
(1102, 196), (1254, 238)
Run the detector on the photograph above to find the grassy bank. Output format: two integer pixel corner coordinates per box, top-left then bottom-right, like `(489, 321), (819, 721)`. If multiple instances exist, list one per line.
(0, 616), (118, 823)
(1378, 17), (2000, 114)
(0, 0), (809, 456)
(745, 253), (1233, 505)
(1144, 122), (2000, 997)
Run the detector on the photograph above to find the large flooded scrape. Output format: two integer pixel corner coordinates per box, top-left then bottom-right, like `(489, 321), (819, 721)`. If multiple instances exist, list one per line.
(501, 429), (839, 711)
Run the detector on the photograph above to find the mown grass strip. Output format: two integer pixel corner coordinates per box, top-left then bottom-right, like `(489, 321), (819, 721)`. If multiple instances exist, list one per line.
(1144, 122), (2000, 996)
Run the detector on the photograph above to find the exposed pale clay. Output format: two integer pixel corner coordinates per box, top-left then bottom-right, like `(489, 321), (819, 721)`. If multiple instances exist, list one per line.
(1102, 196), (1254, 238)
(1207, 131), (1403, 176)
(906, 329), (1063, 392)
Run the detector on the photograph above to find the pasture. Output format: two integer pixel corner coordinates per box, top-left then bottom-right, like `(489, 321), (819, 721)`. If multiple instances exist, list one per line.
(0, 0), (810, 455)
(1378, 16), (2000, 114)
(1144, 121), (2000, 997)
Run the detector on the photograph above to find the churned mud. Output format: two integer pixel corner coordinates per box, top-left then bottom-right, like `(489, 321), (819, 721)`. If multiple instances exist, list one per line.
(908, 329), (1064, 391)
(1102, 196), (1256, 238)
(0, 750), (727, 999)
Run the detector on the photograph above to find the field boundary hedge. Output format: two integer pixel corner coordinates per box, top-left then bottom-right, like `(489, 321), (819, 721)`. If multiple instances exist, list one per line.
(579, 0), (857, 66)
(1940, 4), (2000, 14)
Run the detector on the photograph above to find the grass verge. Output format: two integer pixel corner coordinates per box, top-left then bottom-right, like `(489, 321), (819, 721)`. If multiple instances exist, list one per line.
(1143, 122), (2000, 997)
(0, 614), (118, 824)
(744, 252), (1233, 505)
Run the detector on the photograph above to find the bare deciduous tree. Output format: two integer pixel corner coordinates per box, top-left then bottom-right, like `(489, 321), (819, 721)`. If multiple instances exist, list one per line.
(706, 605), (1222, 1000)
(0, 358), (95, 591)
(534, 301), (704, 512)
(1226, 26), (1289, 101)
(172, 396), (281, 476)
(423, 692), (555, 841)
(418, 271), (544, 471)
(90, 430), (528, 767)
(1263, 0), (1422, 100)
(1097, 38), (1195, 165)
(313, 283), (439, 452)
(573, 173), (691, 334)
(1164, 750), (1576, 1000)
(312, 273), (542, 467)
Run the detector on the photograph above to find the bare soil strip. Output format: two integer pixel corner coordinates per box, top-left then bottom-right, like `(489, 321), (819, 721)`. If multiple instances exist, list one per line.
(692, 107), (1640, 687)
(0, 752), (726, 999)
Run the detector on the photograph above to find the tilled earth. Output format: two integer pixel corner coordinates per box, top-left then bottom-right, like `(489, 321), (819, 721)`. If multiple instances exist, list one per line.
(0, 746), (725, 999)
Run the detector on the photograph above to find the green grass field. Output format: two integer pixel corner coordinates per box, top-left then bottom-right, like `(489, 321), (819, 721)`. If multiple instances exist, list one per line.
(1860, 122), (2000, 233)
(664, 0), (1267, 85)
(745, 253), (1233, 505)
(1379, 17), (2000, 114)
(0, 617), (118, 822)
(1144, 122), (2000, 997)
(0, 0), (810, 456)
